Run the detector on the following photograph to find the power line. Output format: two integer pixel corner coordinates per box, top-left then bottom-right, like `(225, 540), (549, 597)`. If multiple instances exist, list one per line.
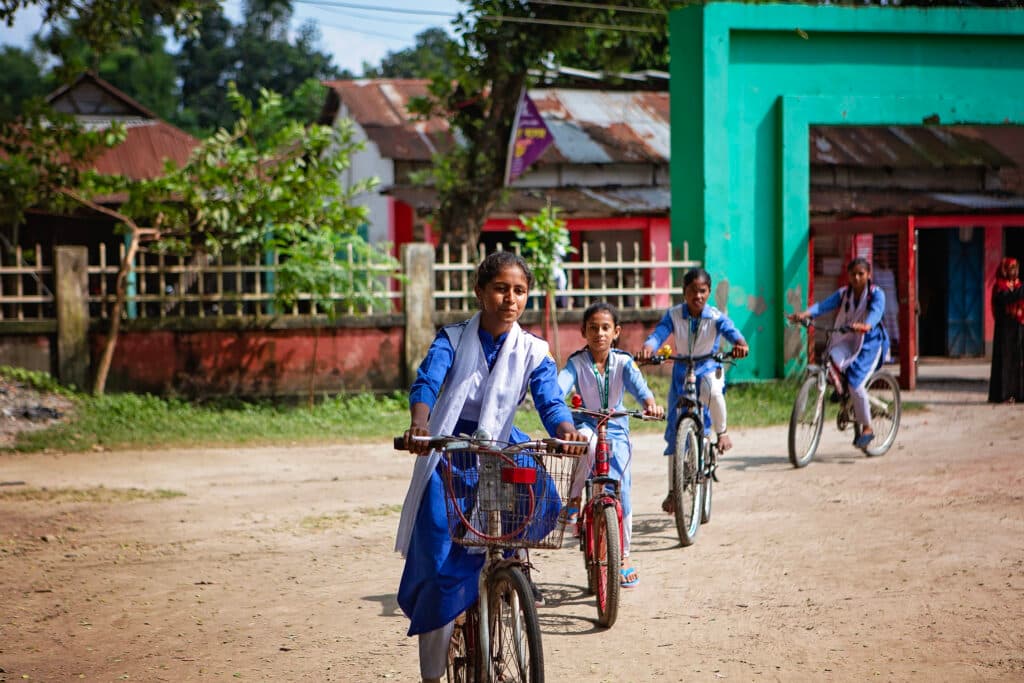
(294, 0), (456, 18)
(480, 14), (660, 33)
(527, 0), (666, 15)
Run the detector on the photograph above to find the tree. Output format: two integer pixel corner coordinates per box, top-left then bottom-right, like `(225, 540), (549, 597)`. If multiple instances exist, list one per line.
(177, 0), (345, 134)
(1, 85), (395, 395)
(511, 203), (574, 361)
(363, 27), (457, 81)
(0, 45), (52, 122)
(411, 0), (670, 250)
(0, 0), (209, 59)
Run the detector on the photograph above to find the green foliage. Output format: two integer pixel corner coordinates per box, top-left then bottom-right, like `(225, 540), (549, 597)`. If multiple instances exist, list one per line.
(511, 204), (575, 295)
(412, 0), (671, 248)
(0, 103), (126, 230)
(363, 27), (457, 80)
(0, 365), (72, 394)
(0, 46), (52, 123)
(0, 0), (207, 60)
(177, 0), (344, 134)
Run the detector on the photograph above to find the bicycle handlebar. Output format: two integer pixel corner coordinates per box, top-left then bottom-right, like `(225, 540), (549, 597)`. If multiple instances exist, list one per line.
(571, 406), (664, 422)
(638, 349), (737, 367)
(393, 434), (587, 454)
(786, 317), (851, 334)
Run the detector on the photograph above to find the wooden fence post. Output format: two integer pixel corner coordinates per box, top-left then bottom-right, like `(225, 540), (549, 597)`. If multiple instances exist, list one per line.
(54, 245), (90, 389)
(403, 243), (435, 387)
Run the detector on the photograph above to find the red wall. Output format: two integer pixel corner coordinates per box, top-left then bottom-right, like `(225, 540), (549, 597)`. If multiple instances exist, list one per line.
(92, 325), (404, 397)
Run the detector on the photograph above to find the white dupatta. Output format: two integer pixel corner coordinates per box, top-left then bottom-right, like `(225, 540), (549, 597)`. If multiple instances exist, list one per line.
(394, 313), (549, 556)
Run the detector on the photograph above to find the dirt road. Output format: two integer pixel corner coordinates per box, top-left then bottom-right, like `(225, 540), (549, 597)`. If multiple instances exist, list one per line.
(1, 380), (1022, 682)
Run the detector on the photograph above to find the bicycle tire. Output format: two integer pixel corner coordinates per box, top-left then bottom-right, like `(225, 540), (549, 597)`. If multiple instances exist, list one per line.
(592, 504), (621, 628)
(582, 508), (596, 596)
(483, 566), (544, 683)
(672, 417), (703, 547)
(446, 610), (477, 683)
(862, 371), (901, 457)
(701, 444), (713, 524)
(788, 375), (825, 468)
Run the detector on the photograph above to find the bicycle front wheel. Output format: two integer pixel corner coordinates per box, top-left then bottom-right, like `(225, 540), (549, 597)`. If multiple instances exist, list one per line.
(788, 375), (825, 468)
(671, 417), (703, 547)
(863, 371), (901, 457)
(446, 611), (477, 683)
(484, 566), (544, 683)
(591, 504), (621, 628)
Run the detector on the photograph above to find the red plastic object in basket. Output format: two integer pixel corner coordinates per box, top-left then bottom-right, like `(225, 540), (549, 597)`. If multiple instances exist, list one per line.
(501, 467), (537, 485)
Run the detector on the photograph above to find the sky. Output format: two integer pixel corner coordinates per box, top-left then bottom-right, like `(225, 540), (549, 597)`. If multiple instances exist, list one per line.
(0, 0), (463, 75)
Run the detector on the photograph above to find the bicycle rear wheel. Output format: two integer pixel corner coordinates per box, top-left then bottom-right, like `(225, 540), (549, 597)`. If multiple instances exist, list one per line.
(862, 371), (901, 456)
(484, 566), (544, 683)
(671, 417), (703, 547)
(788, 375), (825, 468)
(591, 503), (621, 628)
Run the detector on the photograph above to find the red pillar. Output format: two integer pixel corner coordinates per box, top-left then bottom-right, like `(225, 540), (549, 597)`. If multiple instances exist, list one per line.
(898, 217), (917, 390)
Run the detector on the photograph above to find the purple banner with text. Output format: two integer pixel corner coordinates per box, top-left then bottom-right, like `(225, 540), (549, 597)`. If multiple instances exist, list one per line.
(505, 90), (553, 185)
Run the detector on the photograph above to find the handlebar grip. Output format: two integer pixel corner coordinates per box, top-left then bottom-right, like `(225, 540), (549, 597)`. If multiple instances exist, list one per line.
(393, 436), (407, 451)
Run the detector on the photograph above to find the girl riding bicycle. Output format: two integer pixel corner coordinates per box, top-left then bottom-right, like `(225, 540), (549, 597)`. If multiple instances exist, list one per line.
(635, 268), (749, 513)
(787, 257), (890, 450)
(395, 251), (584, 683)
(557, 302), (664, 588)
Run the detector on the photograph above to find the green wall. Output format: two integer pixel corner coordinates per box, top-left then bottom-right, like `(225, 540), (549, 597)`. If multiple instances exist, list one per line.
(670, 2), (1024, 380)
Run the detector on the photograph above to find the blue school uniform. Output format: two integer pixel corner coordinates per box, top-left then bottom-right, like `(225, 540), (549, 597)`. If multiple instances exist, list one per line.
(557, 348), (655, 525)
(397, 324), (571, 636)
(808, 285), (889, 389)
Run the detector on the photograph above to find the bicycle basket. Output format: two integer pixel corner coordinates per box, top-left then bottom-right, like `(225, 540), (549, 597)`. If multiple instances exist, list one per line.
(441, 446), (578, 550)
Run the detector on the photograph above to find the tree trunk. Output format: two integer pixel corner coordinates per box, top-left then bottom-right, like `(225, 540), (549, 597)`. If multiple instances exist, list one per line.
(93, 230), (139, 396)
(546, 290), (561, 365)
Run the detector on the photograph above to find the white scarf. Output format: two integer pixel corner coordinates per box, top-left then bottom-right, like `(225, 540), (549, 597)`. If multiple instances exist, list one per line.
(394, 313), (549, 556)
(829, 286), (870, 370)
(569, 349), (626, 410)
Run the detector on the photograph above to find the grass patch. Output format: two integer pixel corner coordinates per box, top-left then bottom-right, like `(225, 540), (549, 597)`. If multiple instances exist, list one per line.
(300, 504), (402, 531)
(9, 389), (411, 453)
(0, 486), (185, 503)
(4, 366), (920, 454)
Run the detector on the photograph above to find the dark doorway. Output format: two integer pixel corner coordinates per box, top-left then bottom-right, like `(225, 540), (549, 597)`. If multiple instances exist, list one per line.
(917, 230), (949, 356)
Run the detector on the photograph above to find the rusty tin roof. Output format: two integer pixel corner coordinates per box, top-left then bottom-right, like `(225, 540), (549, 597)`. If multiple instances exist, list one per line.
(320, 78), (670, 164)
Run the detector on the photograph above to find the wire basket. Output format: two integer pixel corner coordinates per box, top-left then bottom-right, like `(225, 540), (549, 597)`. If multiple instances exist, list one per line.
(441, 446), (579, 550)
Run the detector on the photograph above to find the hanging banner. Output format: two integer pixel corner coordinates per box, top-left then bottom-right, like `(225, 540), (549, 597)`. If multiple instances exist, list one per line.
(504, 89), (553, 185)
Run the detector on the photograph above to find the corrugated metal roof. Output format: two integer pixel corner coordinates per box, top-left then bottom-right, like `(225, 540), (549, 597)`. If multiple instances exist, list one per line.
(321, 79), (670, 165)
(810, 126), (1011, 168)
(91, 120), (198, 180)
(386, 185), (668, 218)
(43, 73), (199, 181)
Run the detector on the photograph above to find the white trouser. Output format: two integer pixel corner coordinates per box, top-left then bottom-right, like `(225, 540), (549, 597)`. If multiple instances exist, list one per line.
(700, 371), (727, 434)
(419, 621), (455, 680)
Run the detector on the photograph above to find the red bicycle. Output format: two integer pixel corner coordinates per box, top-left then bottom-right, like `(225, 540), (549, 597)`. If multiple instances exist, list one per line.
(568, 396), (663, 628)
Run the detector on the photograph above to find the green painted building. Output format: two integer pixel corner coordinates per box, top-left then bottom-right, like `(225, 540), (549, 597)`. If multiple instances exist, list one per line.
(670, 2), (1024, 382)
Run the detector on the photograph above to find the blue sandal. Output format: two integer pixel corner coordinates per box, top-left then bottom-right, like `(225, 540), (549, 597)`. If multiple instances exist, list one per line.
(620, 567), (639, 588)
(853, 432), (875, 450)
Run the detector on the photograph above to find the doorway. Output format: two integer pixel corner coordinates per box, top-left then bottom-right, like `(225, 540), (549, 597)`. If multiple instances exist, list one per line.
(917, 227), (984, 358)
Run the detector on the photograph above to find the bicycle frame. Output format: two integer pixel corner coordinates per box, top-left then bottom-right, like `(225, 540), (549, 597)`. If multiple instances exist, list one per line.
(395, 432), (582, 682)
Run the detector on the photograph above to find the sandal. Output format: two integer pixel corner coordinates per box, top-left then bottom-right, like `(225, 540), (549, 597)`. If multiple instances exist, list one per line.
(853, 432), (875, 450)
(661, 493), (675, 515)
(558, 503), (580, 526)
(620, 566), (639, 588)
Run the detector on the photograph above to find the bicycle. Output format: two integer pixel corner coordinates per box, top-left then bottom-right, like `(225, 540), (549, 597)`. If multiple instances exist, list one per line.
(567, 396), (664, 628)
(394, 432), (582, 683)
(639, 349), (738, 547)
(786, 318), (902, 468)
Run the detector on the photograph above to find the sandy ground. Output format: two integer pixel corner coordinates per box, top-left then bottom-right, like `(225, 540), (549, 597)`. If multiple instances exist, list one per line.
(1, 378), (1022, 682)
